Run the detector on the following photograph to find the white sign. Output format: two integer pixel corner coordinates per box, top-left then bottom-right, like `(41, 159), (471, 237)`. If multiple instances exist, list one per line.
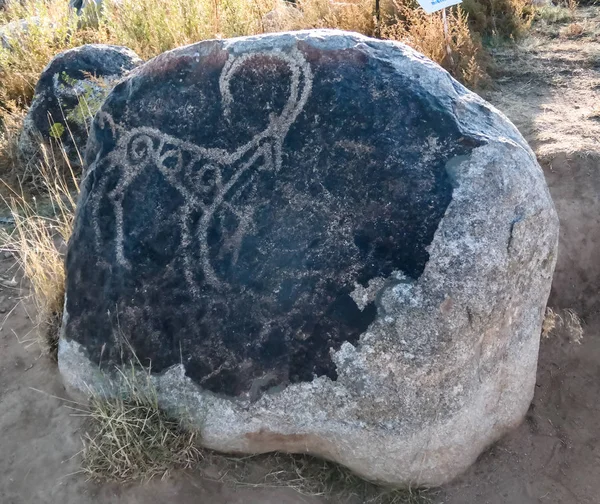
(416, 0), (462, 14)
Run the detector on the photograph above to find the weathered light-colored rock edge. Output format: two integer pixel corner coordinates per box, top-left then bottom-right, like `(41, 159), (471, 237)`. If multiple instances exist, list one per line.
(58, 30), (559, 487)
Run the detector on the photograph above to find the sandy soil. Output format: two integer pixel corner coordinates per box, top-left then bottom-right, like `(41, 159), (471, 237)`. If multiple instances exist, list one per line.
(1, 8), (600, 504)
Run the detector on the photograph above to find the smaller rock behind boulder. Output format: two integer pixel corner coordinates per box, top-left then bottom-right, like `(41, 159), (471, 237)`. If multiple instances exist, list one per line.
(18, 44), (141, 173)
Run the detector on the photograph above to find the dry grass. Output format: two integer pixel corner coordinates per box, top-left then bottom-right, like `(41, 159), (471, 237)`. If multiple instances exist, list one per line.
(211, 451), (431, 503)
(542, 307), (584, 344)
(100, 0), (277, 59)
(81, 366), (203, 482)
(103, 0), (484, 85)
(0, 0), (488, 111)
(560, 21), (585, 37)
(541, 307), (559, 338)
(567, 0), (579, 14)
(461, 0), (535, 39)
(266, 0), (377, 36)
(563, 308), (584, 344)
(382, 3), (486, 87)
(535, 5), (573, 24)
(0, 144), (77, 358)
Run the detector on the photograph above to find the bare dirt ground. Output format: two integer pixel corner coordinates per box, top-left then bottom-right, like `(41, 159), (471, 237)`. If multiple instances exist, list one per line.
(1, 8), (600, 504)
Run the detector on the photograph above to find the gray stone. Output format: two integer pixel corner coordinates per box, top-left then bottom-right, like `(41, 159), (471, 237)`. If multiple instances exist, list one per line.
(18, 44), (141, 170)
(0, 17), (43, 50)
(58, 30), (559, 487)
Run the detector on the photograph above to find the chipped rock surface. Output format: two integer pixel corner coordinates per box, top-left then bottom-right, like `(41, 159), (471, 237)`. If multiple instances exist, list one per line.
(18, 44), (141, 168)
(59, 30), (559, 486)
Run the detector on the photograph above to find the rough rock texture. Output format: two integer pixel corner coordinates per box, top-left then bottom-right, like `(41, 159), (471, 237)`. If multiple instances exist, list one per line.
(18, 44), (141, 168)
(59, 30), (559, 487)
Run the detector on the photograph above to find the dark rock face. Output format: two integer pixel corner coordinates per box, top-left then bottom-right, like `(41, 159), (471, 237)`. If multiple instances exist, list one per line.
(66, 38), (476, 397)
(18, 44), (141, 168)
(64, 33), (477, 398)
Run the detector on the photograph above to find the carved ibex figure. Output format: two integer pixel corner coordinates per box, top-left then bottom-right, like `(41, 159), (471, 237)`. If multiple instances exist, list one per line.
(90, 47), (313, 291)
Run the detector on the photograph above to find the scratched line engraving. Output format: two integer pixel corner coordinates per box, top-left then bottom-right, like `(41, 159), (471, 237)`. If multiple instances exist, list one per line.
(89, 48), (313, 291)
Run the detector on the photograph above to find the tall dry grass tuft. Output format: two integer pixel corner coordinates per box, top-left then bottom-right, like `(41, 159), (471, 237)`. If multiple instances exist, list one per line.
(0, 145), (77, 358)
(267, 0), (377, 36)
(81, 365), (202, 482)
(461, 0), (535, 39)
(100, 0), (277, 59)
(535, 4), (573, 24)
(382, 3), (486, 87)
(542, 306), (584, 344)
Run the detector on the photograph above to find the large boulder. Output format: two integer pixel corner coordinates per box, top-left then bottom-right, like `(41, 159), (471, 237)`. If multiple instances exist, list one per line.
(58, 30), (559, 486)
(18, 44), (141, 170)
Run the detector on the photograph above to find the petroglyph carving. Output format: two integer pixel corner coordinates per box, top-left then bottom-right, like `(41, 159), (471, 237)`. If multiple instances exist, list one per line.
(90, 48), (313, 290)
